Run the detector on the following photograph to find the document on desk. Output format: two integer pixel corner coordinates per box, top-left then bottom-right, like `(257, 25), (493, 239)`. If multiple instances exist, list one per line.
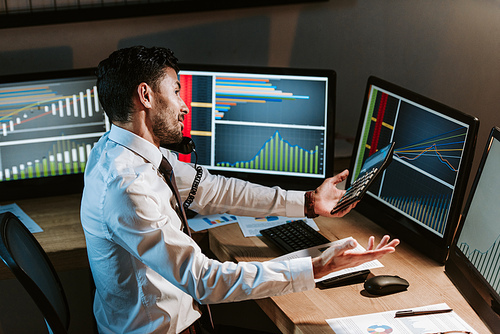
(187, 214), (317, 235)
(271, 237), (383, 283)
(326, 303), (478, 334)
(0, 203), (43, 233)
(188, 214), (239, 231)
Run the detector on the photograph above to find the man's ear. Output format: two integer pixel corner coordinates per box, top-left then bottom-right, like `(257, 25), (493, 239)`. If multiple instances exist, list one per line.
(137, 82), (153, 109)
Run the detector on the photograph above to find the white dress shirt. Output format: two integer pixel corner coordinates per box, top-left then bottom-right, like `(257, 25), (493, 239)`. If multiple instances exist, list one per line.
(80, 125), (315, 334)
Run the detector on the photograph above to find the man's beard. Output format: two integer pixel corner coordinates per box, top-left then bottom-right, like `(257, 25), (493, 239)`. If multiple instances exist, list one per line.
(152, 113), (183, 147)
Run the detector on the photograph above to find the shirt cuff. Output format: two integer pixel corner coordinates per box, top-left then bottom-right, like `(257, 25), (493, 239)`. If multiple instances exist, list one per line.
(285, 190), (306, 218)
(288, 257), (316, 292)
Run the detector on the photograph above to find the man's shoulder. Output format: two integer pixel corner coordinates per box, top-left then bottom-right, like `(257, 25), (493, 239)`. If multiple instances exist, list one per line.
(87, 138), (155, 184)
(106, 146), (155, 179)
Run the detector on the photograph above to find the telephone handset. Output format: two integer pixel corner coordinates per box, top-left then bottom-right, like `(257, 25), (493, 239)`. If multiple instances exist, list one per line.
(163, 137), (202, 211)
(164, 136), (195, 155)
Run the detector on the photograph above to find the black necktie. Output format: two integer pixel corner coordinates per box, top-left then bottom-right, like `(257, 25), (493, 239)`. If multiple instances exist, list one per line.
(158, 157), (214, 332)
(159, 157), (191, 237)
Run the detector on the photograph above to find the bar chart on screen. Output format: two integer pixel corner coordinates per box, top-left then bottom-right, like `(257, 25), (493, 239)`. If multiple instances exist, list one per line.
(214, 76), (310, 120)
(0, 77), (108, 182)
(216, 130), (320, 174)
(0, 137), (98, 181)
(215, 127), (324, 176)
(458, 235), (500, 293)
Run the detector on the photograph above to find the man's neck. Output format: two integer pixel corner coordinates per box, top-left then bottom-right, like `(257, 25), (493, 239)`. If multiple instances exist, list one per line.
(113, 118), (159, 148)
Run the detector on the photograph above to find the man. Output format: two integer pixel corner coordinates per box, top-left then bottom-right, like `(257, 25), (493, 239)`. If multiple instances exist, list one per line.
(81, 46), (399, 334)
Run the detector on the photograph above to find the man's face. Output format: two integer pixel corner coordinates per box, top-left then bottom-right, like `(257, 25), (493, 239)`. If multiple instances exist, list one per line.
(150, 67), (189, 147)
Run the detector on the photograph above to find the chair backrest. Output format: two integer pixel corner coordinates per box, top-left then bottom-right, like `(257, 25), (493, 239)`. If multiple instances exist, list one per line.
(0, 211), (70, 334)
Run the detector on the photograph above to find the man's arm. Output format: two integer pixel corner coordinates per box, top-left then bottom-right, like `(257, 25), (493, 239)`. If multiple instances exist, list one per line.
(166, 149), (305, 218)
(302, 170), (399, 278)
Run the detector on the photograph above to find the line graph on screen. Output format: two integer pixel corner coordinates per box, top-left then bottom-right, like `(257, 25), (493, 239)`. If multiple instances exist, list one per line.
(394, 127), (466, 174)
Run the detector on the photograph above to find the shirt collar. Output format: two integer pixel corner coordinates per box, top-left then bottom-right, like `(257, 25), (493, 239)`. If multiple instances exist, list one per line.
(108, 124), (163, 169)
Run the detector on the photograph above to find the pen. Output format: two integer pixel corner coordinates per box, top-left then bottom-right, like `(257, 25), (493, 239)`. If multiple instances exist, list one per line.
(394, 308), (453, 318)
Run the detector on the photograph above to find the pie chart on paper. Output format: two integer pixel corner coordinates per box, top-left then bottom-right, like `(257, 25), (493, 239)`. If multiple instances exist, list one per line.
(367, 324), (393, 333)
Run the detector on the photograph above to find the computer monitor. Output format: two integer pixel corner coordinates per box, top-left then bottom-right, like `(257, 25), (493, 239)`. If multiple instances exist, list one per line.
(177, 64), (335, 191)
(445, 127), (500, 332)
(349, 76), (479, 264)
(0, 65), (334, 201)
(0, 68), (109, 201)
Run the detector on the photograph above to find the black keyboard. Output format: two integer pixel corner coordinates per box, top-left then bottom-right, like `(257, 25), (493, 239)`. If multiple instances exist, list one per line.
(260, 219), (330, 253)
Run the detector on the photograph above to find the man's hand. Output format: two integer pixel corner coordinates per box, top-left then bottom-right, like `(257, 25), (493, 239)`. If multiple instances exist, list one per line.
(311, 169), (356, 217)
(311, 236), (399, 279)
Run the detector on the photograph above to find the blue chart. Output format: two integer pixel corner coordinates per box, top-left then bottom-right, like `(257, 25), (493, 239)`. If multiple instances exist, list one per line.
(188, 214), (238, 232)
(202, 215), (238, 226)
(214, 76), (310, 119)
(459, 236), (500, 294)
(214, 76), (326, 126)
(381, 193), (451, 235)
(378, 160), (454, 237)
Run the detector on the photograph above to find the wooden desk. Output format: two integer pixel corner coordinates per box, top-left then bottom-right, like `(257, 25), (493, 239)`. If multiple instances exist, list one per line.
(1, 194), (492, 332)
(208, 211), (492, 333)
(0, 194), (88, 280)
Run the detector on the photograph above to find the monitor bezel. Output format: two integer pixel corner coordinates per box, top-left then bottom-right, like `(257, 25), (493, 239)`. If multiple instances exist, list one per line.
(178, 63), (336, 192)
(445, 126), (500, 332)
(0, 67), (99, 202)
(349, 76), (479, 264)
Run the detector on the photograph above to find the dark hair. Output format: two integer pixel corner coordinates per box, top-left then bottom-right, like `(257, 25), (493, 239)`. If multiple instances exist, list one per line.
(96, 46), (179, 123)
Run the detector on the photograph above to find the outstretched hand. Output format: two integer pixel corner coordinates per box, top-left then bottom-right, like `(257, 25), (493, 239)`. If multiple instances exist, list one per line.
(312, 169), (357, 217)
(312, 235), (400, 279)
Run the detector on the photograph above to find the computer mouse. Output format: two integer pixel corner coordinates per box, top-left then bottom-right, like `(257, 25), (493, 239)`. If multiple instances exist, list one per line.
(364, 275), (409, 295)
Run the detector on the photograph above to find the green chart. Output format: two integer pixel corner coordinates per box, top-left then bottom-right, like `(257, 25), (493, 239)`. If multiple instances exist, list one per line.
(0, 137), (95, 181)
(216, 131), (320, 174)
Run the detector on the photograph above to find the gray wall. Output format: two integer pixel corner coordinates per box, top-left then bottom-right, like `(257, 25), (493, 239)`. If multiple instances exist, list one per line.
(2, 1), (499, 151)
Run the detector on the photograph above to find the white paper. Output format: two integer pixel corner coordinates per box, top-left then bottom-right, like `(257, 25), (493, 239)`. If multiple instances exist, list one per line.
(237, 216), (319, 237)
(0, 203), (43, 233)
(187, 213), (239, 231)
(271, 237), (383, 282)
(326, 303), (478, 334)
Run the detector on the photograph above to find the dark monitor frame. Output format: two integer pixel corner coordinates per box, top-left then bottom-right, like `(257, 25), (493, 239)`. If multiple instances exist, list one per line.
(349, 76), (479, 264)
(445, 126), (500, 332)
(0, 68), (100, 202)
(178, 63), (336, 191)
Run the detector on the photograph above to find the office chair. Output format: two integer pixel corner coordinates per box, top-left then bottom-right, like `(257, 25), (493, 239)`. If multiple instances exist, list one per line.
(0, 211), (70, 334)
